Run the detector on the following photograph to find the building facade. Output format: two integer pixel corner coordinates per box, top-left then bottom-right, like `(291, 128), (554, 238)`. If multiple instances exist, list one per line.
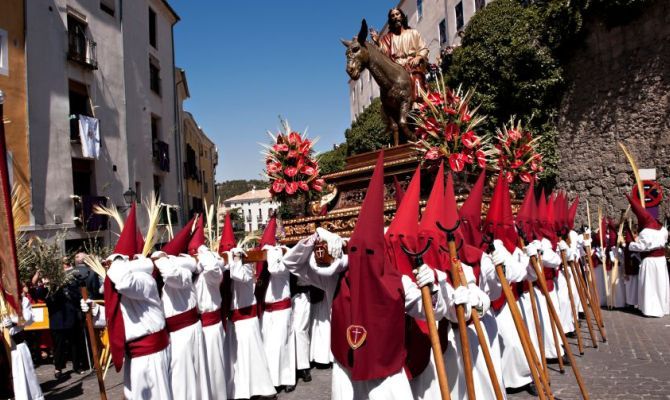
(22, 0), (181, 250)
(0, 0), (31, 228)
(177, 68), (218, 219)
(349, 0), (490, 121)
(221, 188), (278, 233)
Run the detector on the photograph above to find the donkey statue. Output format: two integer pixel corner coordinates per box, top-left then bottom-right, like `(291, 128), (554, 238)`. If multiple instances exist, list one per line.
(343, 19), (415, 146)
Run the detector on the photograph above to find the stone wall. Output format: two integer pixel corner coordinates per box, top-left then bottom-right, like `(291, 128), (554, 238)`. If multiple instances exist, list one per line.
(556, 0), (670, 226)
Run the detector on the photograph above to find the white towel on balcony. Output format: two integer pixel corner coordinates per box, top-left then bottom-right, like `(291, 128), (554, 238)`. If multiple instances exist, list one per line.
(78, 115), (100, 159)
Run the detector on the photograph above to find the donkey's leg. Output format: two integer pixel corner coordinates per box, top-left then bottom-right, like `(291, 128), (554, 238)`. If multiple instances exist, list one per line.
(382, 106), (399, 147)
(399, 101), (415, 142)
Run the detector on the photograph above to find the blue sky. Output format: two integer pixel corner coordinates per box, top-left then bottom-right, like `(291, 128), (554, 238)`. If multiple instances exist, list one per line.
(170, 1), (394, 181)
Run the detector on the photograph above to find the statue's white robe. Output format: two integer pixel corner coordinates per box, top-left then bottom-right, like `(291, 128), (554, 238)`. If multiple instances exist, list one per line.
(629, 227), (670, 317)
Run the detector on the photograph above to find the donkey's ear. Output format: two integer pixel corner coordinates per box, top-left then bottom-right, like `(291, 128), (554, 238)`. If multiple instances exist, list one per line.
(357, 19), (368, 45)
(340, 39), (352, 47)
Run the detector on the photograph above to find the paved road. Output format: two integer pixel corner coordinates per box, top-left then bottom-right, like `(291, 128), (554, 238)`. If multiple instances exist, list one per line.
(33, 308), (670, 399)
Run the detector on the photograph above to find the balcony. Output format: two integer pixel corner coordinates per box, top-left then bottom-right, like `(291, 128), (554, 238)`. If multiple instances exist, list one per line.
(67, 29), (98, 70)
(72, 195), (108, 232)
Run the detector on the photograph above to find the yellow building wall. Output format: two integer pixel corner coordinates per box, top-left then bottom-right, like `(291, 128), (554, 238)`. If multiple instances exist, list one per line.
(0, 0), (32, 228)
(184, 117), (216, 214)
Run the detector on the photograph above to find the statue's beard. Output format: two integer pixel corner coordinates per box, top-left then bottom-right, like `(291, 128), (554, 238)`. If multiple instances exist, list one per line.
(390, 19), (402, 32)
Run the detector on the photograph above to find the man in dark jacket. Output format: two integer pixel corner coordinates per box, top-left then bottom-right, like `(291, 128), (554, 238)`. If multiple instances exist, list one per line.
(44, 258), (86, 379)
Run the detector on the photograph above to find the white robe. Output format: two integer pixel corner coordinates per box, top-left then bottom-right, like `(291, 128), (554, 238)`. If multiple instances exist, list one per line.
(155, 255), (209, 399)
(7, 296), (44, 400)
(629, 227), (670, 317)
(283, 238), (449, 400)
(494, 246), (535, 390)
(225, 259), (276, 399)
(261, 248), (296, 387)
(107, 256), (172, 400)
(195, 251), (227, 400)
(555, 269), (575, 333)
(610, 248), (627, 309)
(310, 290), (334, 365)
(440, 261), (506, 400)
(291, 287), (312, 369)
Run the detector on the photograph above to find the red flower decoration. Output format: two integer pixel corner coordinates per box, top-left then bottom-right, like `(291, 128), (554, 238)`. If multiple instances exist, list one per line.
(300, 165), (316, 176)
(299, 140), (312, 155)
(461, 130), (480, 149)
(272, 179), (286, 193)
(285, 181), (298, 195)
(510, 160), (523, 169)
(448, 153), (467, 172)
(273, 143), (289, 152)
(284, 167), (298, 177)
(475, 150), (487, 168)
(519, 172), (532, 183)
(425, 147), (440, 160)
(311, 179), (325, 192)
(444, 123), (459, 141)
(298, 181), (309, 191)
(288, 132), (301, 145)
(267, 162), (282, 174)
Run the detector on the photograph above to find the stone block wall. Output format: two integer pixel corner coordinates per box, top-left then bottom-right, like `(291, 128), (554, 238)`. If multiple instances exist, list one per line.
(556, 0), (670, 226)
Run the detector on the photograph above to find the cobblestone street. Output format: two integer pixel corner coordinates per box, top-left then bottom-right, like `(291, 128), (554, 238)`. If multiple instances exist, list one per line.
(34, 308), (670, 399)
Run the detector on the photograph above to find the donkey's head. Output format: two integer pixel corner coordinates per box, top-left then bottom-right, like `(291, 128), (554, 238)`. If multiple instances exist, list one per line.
(342, 19), (370, 81)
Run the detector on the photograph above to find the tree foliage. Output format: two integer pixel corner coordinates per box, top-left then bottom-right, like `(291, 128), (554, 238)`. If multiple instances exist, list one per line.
(216, 179), (269, 202)
(318, 144), (348, 175)
(344, 98), (391, 156)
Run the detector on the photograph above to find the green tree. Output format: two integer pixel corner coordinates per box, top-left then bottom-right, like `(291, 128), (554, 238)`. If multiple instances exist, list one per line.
(344, 98), (391, 156)
(318, 144), (348, 175)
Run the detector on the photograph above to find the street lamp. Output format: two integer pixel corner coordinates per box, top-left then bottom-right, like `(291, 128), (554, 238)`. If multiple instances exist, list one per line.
(119, 188), (137, 211)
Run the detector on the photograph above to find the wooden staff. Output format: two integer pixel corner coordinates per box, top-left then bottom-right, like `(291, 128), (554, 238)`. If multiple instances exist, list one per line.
(438, 222), (502, 400)
(400, 239), (451, 400)
(548, 302), (564, 373)
(529, 253), (590, 399)
(527, 277), (549, 383)
(569, 260), (598, 348)
(81, 288), (107, 400)
(559, 249), (584, 355)
(583, 240), (607, 342)
(491, 240), (552, 399)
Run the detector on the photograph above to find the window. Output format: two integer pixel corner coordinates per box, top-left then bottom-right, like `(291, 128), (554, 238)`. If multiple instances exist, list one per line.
(475, 0), (486, 11)
(455, 2), (464, 31)
(149, 59), (161, 95)
(68, 80), (92, 141)
(417, 0), (423, 20)
(72, 158), (95, 196)
(151, 115), (160, 142)
(149, 8), (157, 48)
(67, 14), (97, 69)
(135, 181), (142, 202)
(0, 29), (8, 76)
(439, 19), (447, 46)
(100, 0), (115, 16)
(153, 174), (162, 196)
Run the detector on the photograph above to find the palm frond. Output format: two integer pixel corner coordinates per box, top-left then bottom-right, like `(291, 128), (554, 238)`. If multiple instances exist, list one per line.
(142, 192), (162, 256)
(93, 203), (124, 233)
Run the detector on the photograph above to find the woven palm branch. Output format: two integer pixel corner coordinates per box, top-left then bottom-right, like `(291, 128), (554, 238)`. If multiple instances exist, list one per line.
(142, 192), (162, 256)
(93, 203), (124, 233)
(82, 254), (106, 279)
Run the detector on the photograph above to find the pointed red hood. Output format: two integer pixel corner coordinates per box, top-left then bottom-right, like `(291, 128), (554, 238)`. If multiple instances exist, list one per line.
(331, 151), (406, 381)
(418, 162), (447, 272)
(105, 203), (144, 372)
(386, 166), (421, 277)
(483, 172), (517, 252)
(255, 216), (277, 279)
(568, 195), (579, 231)
(162, 216), (196, 255)
(393, 175), (405, 208)
(442, 172), (484, 267)
(188, 215), (206, 255)
(458, 169), (486, 247)
(218, 212), (237, 252)
(515, 181), (535, 243)
(626, 193), (661, 230)
(537, 189), (558, 246)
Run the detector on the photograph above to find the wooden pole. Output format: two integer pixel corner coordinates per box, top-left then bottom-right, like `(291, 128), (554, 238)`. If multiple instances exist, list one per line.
(81, 288), (107, 400)
(420, 284), (452, 400)
(549, 304), (564, 373)
(569, 260), (598, 348)
(445, 239), (477, 400)
(494, 265), (551, 400)
(584, 241), (607, 342)
(560, 250), (584, 355)
(400, 241), (451, 400)
(528, 279), (549, 383)
(529, 255), (590, 399)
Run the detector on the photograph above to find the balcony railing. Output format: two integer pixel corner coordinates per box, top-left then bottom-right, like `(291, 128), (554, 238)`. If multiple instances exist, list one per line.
(68, 29), (98, 69)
